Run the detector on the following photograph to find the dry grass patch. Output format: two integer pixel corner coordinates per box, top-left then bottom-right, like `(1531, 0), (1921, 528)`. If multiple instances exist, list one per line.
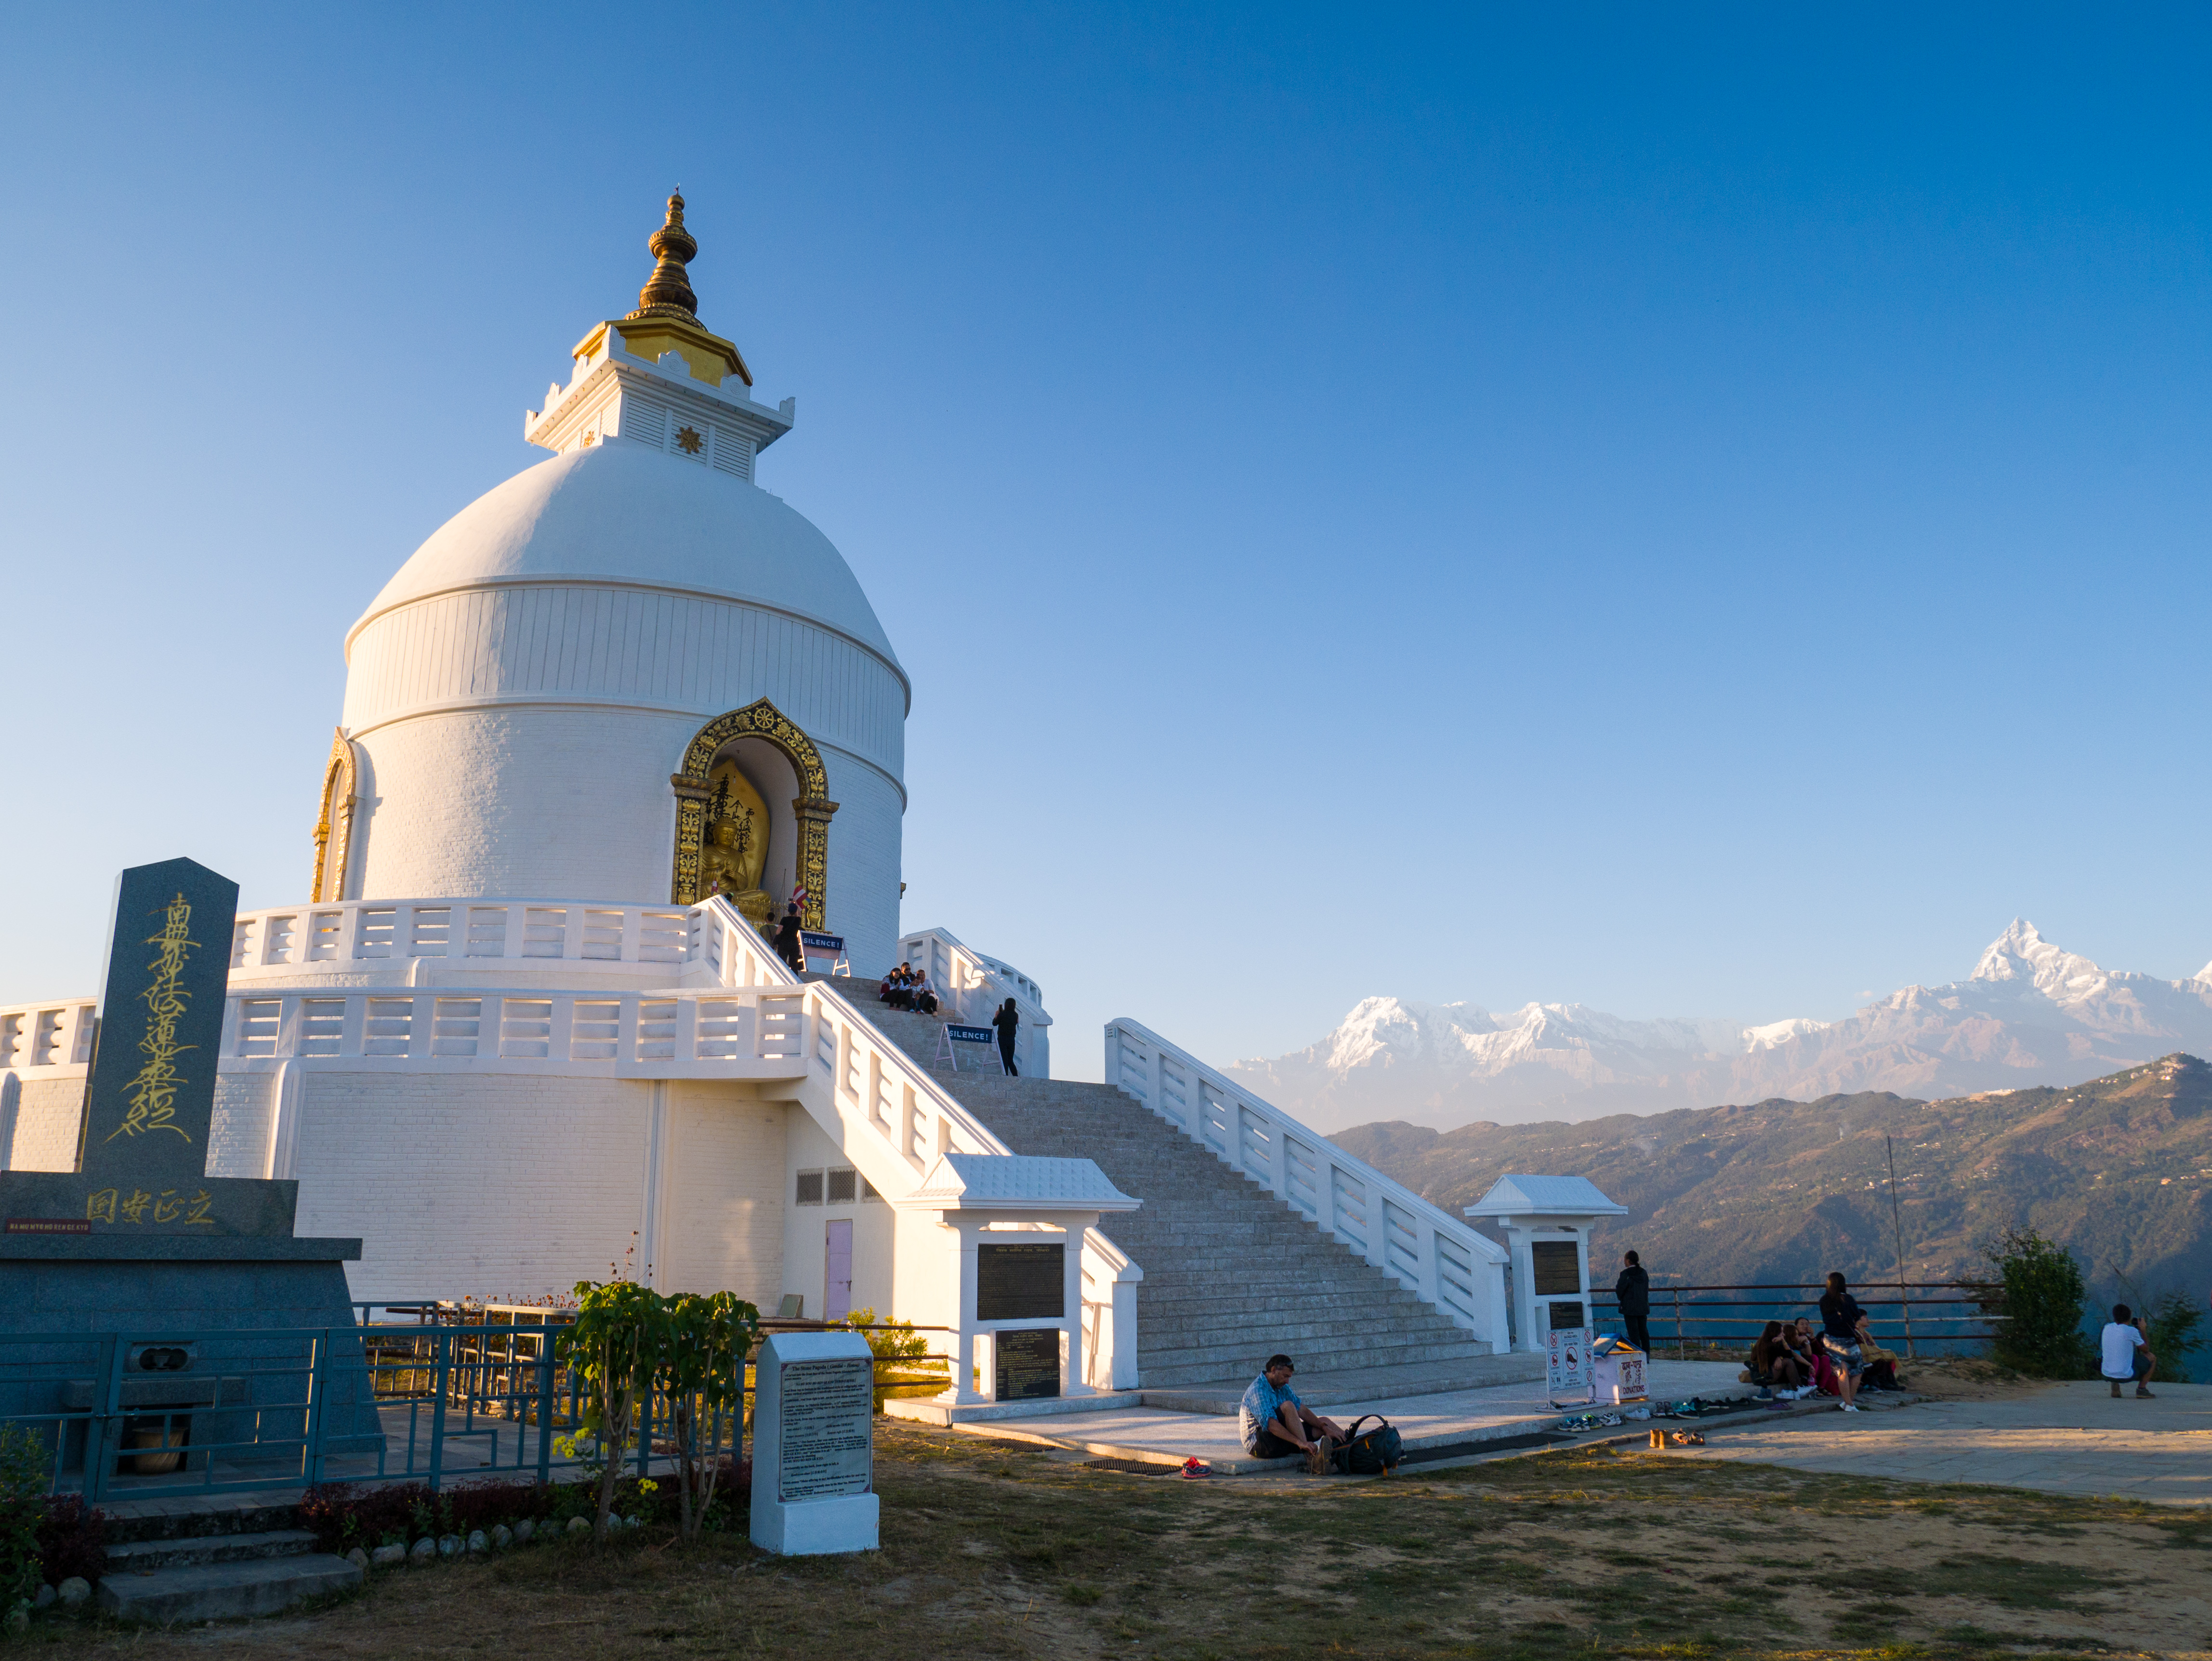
(13, 1423), (2211, 1660)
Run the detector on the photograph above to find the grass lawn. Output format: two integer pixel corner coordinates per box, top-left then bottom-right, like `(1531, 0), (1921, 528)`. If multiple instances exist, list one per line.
(20, 1420), (2212, 1659)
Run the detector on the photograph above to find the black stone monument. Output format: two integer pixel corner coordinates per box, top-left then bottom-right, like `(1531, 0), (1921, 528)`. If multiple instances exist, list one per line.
(0, 858), (380, 1484)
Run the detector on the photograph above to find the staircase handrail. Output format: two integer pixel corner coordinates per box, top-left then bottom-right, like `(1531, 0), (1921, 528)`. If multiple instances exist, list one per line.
(715, 901), (1137, 1383)
(1105, 1017), (1507, 1341)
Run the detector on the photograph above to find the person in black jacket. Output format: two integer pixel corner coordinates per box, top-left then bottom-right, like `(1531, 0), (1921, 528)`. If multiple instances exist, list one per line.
(990, 997), (1020, 1076)
(1615, 1251), (1652, 1357)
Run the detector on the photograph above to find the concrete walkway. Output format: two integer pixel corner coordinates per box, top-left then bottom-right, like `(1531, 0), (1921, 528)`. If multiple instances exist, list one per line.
(954, 1360), (1755, 1471)
(1676, 1380), (2212, 1505)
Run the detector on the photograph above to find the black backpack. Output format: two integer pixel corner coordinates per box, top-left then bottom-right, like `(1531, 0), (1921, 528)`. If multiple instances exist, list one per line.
(1333, 1415), (1403, 1476)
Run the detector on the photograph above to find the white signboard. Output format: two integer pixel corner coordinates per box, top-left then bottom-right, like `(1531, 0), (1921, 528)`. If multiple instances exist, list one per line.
(1546, 1325), (1593, 1399)
(777, 1357), (874, 1502)
(751, 1331), (880, 1555)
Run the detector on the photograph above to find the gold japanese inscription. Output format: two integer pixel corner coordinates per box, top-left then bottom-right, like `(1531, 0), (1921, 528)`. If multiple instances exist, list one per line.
(107, 895), (198, 1145)
(83, 1186), (216, 1228)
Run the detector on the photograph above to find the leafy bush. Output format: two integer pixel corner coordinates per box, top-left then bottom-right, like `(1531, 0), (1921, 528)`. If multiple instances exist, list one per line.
(1981, 1228), (2094, 1378)
(838, 1307), (945, 1407)
(38, 1495), (106, 1589)
(0, 1424), (46, 1613)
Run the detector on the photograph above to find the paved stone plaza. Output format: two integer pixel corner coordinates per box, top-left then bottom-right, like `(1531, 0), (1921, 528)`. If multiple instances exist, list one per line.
(955, 1359), (1757, 1470)
(1672, 1379), (2212, 1504)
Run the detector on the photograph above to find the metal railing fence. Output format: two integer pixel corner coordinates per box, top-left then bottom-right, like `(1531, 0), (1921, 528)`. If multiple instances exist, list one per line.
(1585, 1280), (2004, 1359)
(2, 1321), (954, 1503)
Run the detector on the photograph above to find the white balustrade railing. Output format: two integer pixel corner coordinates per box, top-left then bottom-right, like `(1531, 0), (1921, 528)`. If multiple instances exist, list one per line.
(228, 897), (743, 981)
(1105, 1017), (1508, 1346)
(0, 999), (97, 1076)
(216, 984), (811, 1077)
(897, 928), (1051, 1077)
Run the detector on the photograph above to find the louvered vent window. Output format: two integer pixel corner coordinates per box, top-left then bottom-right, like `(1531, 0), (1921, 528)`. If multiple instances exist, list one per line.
(625, 401), (667, 448)
(711, 430), (755, 481)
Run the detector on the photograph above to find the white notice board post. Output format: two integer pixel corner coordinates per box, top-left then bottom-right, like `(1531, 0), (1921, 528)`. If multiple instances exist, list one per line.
(751, 1331), (879, 1555)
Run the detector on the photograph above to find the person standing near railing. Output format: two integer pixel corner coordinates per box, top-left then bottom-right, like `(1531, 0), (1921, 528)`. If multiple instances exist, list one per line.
(991, 996), (1020, 1077)
(1615, 1250), (1652, 1357)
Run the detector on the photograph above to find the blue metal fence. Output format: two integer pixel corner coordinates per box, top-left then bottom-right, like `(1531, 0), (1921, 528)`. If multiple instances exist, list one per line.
(0, 1323), (699, 1501)
(5, 1316), (949, 1502)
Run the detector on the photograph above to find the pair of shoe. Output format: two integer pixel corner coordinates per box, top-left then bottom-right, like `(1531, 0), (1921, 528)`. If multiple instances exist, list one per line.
(1305, 1438), (1333, 1476)
(1179, 1457), (1211, 1479)
(1840, 1401), (1860, 1412)
(1752, 1388), (1775, 1402)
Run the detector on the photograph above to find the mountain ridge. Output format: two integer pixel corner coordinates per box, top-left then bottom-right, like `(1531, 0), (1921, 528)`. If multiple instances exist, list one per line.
(1334, 1052), (2212, 1296)
(1227, 921), (2212, 1134)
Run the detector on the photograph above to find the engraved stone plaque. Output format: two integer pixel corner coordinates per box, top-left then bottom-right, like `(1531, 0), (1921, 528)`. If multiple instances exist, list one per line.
(975, 1241), (1063, 1321)
(776, 1356), (874, 1503)
(1529, 1239), (1582, 1296)
(994, 1326), (1061, 1401)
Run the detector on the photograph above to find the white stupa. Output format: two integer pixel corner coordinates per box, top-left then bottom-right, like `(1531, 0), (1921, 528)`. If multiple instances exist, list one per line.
(327, 192), (908, 969)
(0, 199), (1517, 1421)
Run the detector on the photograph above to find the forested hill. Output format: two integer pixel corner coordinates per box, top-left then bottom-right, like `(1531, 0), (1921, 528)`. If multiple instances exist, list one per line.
(1334, 1053), (2212, 1296)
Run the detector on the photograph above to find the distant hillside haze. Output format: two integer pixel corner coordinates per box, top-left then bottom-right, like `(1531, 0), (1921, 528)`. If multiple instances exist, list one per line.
(1228, 921), (2212, 1134)
(1335, 1053), (2212, 1296)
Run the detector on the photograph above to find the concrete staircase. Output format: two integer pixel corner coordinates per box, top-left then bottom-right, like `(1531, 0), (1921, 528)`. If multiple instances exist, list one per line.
(97, 1525), (360, 1621)
(823, 980), (1539, 1409)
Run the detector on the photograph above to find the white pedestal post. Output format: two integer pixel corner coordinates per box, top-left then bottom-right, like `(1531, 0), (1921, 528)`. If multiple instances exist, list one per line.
(750, 1331), (879, 1556)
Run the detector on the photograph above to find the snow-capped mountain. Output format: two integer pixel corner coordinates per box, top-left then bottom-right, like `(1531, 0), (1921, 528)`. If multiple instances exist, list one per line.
(1226, 921), (2212, 1134)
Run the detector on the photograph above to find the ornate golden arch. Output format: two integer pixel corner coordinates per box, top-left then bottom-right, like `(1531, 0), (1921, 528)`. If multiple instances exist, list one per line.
(310, 729), (360, 903)
(671, 699), (837, 928)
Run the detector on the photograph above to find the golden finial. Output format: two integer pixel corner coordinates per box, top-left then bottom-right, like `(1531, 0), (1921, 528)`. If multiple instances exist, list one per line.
(630, 190), (699, 320)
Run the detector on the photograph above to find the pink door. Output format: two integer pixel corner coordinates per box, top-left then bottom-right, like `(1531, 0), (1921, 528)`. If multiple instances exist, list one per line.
(825, 1219), (853, 1320)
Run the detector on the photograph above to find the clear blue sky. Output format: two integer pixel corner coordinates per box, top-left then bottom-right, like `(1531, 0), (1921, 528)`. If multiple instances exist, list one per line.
(2, 6), (2208, 1081)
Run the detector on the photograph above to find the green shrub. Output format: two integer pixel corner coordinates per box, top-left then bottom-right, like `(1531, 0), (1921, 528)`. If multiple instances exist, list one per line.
(1981, 1228), (2094, 1378)
(0, 1424), (48, 1615)
(2142, 1292), (2205, 1385)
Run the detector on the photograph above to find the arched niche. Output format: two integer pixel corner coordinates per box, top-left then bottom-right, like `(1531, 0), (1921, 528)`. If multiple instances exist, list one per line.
(670, 699), (837, 929)
(310, 730), (360, 903)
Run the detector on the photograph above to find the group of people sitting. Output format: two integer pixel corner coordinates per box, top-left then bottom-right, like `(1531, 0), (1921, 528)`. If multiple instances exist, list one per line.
(1745, 1272), (1906, 1411)
(876, 962), (939, 1015)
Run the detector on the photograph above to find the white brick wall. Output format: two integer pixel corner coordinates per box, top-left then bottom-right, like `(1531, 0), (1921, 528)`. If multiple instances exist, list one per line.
(208, 1072), (276, 1179)
(281, 1071), (663, 1300)
(657, 1083), (787, 1306)
(6, 1079), (87, 1171)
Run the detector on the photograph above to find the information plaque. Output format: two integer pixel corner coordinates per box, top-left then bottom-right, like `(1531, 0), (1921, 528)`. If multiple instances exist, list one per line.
(994, 1327), (1061, 1401)
(1529, 1239), (1582, 1296)
(976, 1241), (1063, 1321)
(777, 1356), (874, 1502)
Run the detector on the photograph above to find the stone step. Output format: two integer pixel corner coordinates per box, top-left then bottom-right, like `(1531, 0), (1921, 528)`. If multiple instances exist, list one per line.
(1139, 1332), (1494, 1377)
(104, 1529), (320, 1572)
(1139, 1313), (1474, 1350)
(1141, 1351), (1545, 1414)
(98, 1554), (363, 1623)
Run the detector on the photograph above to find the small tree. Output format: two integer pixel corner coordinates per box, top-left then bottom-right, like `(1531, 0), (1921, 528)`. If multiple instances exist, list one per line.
(561, 1279), (658, 1541)
(1982, 1227), (2093, 1378)
(651, 1292), (759, 1541)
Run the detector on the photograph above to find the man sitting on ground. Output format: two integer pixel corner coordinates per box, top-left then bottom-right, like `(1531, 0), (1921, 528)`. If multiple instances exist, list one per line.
(1239, 1354), (1347, 1476)
(2101, 1304), (2157, 1399)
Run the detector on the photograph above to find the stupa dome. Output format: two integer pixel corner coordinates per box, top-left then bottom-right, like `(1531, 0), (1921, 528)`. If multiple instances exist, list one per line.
(346, 442), (902, 672)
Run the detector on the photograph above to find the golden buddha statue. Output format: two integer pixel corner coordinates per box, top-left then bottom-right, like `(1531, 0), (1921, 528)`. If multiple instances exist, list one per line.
(698, 761), (775, 926)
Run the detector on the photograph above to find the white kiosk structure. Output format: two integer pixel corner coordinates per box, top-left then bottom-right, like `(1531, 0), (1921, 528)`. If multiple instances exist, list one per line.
(1463, 1175), (1628, 1357)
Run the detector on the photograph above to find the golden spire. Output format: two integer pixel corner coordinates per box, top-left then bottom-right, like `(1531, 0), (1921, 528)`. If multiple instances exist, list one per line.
(630, 191), (700, 320)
